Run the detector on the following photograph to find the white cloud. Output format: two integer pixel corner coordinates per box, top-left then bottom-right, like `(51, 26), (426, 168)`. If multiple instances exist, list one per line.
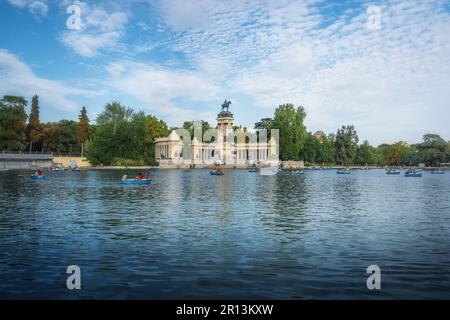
(151, 0), (450, 144)
(7, 0), (48, 17)
(0, 49), (101, 111)
(105, 60), (219, 124)
(7, 0), (28, 7)
(59, 1), (129, 57)
(60, 31), (122, 58)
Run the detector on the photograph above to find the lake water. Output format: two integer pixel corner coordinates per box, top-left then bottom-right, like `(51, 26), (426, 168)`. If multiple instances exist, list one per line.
(1, 169), (449, 299)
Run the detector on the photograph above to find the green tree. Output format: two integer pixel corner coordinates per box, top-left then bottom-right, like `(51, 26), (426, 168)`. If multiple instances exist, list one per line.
(76, 106), (90, 156)
(355, 140), (371, 165)
(0, 95), (28, 150)
(55, 120), (80, 154)
(385, 141), (408, 166)
(86, 102), (169, 166)
(335, 125), (359, 165)
(418, 134), (447, 166)
(316, 134), (336, 164)
(447, 141), (450, 162)
(40, 122), (58, 153)
(96, 101), (134, 133)
(272, 104), (307, 161)
(301, 133), (321, 164)
(26, 95), (42, 152)
(399, 145), (420, 166)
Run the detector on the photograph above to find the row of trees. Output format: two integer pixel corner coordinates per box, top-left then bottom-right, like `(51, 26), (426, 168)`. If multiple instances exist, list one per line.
(255, 103), (450, 167)
(0, 95), (90, 155)
(0, 95), (171, 166)
(1, 96), (449, 166)
(85, 102), (169, 166)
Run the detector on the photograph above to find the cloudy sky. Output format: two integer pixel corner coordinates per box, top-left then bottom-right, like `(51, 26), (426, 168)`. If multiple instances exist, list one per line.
(0, 0), (449, 145)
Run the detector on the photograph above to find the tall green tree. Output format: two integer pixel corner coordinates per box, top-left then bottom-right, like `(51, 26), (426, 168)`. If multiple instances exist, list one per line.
(85, 102), (169, 166)
(398, 145), (420, 166)
(26, 95), (42, 152)
(355, 140), (381, 165)
(418, 134), (447, 166)
(40, 122), (58, 153)
(317, 134), (337, 164)
(96, 101), (134, 134)
(335, 125), (359, 165)
(76, 106), (90, 156)
(55, 120), (80, 154)
(301, 133), (321, 163)
(272, 104), (307, 161)
(0, 95), (28, 150)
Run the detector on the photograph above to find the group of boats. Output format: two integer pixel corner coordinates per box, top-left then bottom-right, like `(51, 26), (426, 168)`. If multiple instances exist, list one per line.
(386, 168), (445, 177)
(333, 167), (446, 177)
(3, 165), (447, 184)
(206, 166), (447, 177)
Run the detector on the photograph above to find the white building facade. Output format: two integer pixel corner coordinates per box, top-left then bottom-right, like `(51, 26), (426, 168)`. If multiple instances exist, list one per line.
(155, 101), (279, 168)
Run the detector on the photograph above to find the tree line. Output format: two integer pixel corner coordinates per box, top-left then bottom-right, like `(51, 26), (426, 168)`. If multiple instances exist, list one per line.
(1, 96), (448, 167)
(255, 103), (450, 167)
(0, 95), (90, 155)
(0, 95), (169, 166)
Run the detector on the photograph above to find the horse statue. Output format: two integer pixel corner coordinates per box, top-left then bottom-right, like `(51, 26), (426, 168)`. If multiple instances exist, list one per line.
(221, 99), (232, 112)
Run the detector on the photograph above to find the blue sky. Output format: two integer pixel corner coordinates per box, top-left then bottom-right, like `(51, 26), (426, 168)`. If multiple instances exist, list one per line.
(1, 0), (450, 145)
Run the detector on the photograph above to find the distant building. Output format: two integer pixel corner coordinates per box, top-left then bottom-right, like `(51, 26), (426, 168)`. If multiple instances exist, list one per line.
(155, 100), (278, 168)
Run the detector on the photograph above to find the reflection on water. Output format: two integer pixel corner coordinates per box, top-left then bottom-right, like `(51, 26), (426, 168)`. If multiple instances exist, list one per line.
(0, 169), (450, 299)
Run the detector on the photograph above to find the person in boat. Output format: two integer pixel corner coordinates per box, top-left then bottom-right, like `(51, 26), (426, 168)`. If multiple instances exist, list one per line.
(122, 173), (128, 181)
(137, 173), (143, 180)
(215, 168), (223, 174)
(145, 171), (151, 180)
(35, 169), (44, 176)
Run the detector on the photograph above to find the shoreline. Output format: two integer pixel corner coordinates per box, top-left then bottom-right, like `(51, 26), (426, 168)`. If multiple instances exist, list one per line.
(2, 165), (448, 171)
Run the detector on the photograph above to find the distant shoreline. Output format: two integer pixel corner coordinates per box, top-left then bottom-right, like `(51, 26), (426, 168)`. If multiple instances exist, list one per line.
(1, 165), (448, 171)
(49, 165), (450, 171)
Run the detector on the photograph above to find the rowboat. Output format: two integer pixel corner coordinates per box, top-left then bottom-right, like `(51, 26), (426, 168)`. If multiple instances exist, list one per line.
(0, 169), (10, 174)
(431, 170), (445, 174)
(121, 179), (152, 185)
(210, 171), (224, 176)
(31, 175), (46, 180)
(47, 168), (68, 173)
(248, 168), (258, 173)
(386, 169), (401, 175)
(337, 170), (351, 175)
(404, 170), (422, 177)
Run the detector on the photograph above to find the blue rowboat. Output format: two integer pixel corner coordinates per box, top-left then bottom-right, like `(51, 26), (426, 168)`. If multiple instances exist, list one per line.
(47, 169), (68, 174)
(0, 169), (10, 174)
(289, 171), (304, 176)
(210, 171), (224, 176)
(31, 175), (46, 180)
(405, 171), (422, 177)
(248, 168), (258, 173)
(337, 170), (351, 175)
(121, 179), (152, 185)
(431, 170), (445, 174)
